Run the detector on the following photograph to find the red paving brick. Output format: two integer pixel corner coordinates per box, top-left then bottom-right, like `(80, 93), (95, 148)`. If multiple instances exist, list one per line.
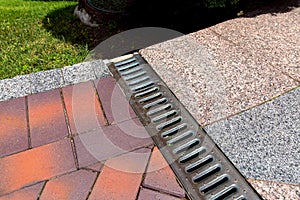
(28, 89), (68, 147)
(143, 147), (186, 198)
(0, 97), (28, 157)
(74, 120), (152, 167)
(88, 148), (151, 200)
(101, 118), (153, 151)
(40, 170), (97, 200)
(62, 81), (106, 135)
(138, 187), (184, 200)
(0, 182), (44, 200)
(73, 136), (101, 168)
(94, 77), (136, 124)
(0, 139), (76, 195)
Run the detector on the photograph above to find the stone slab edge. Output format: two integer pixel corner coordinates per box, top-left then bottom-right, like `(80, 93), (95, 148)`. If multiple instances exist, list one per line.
(0, 59), (110, 102)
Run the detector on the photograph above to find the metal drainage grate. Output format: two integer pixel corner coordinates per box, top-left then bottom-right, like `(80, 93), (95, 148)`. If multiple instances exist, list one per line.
(107, 54), (262, 200)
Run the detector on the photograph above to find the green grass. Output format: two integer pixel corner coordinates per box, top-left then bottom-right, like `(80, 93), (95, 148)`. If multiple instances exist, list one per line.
(0, 0), (90, 80)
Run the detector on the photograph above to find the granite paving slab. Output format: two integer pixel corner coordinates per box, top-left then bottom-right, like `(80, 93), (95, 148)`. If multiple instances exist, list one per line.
(210, 7), (300, 81)
(140, 30), (299, 126)
(248, 179), (300, 200)
(205, 86), (300, 184)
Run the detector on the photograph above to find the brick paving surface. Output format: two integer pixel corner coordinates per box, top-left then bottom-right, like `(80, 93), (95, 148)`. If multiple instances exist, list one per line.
(28, 89), (68, 147)
(0, 78), (186, 199)
(95, 77), (136, 124)
(0, 182), (45, 200)
(40, 170), (97, 200)
(0, 97), (28, 157)
(143, 147), (186, 198)
(62, 81), (106, 135)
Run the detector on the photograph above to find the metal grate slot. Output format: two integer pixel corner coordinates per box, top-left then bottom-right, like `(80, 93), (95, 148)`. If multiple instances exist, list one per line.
(119, 66), (143, 76)
(147, 104), (172, 116)
(143, 98), (168, 110)
(186, 155), (215, 173)
(173, 139), (201, 154)
(152, 110), (178, 123)
(209, 184), (238, 200)
(167, 130), (194, 145)
(192, 164), (222, 183)
(156, 116), (182, 130)
(108, 54), (262, 200)
(116, 61), (139, 71)
(235, 195), (247, 200)
(179, 147), (207, 164)
(131, 81), (155, 92)
(135, 87), (159, 98)
(139, 92), (162, 104)
(127, 76), (150, 86)
(123, 71), (146, 81)
(200, 174), (230, 194)
(161, 123), (187, 138)
(114, 57), (136, 67)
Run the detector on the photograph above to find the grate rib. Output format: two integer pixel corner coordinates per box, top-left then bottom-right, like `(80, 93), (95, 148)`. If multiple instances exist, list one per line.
(209, 184), (238, 200)
(200, 174), (230, 194)
(167, 130), (194, 145)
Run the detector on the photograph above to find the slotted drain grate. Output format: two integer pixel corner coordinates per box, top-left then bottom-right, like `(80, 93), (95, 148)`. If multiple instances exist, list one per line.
(107, 54), (262, 200)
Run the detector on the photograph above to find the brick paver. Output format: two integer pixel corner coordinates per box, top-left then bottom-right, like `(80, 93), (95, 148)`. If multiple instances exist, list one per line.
(0, 97), (28, 157)
(28, 89), (68, 147)
(74, 120), (152, 167)
(100, 118), (153, 151)
(62, 81), (106, 135)
(94, 78), (136, 124)
(0, 182), (44, 200)
(40, 170), (97, 200)
(73, 135), (101, 168)
(0, 139), (76, 195)
(143, 147), (186, 198)
(88, 148), (151, 200)
(137, 187), (183, 200)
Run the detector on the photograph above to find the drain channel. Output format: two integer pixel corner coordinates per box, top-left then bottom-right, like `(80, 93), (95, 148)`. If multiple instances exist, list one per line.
(107, 54), (262, 200)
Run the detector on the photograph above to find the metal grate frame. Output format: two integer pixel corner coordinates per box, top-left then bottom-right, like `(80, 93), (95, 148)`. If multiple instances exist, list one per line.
(107, 53), (262, 200)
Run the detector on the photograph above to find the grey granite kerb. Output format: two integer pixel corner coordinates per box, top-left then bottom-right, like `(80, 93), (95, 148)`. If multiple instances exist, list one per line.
(0, 60), (110, 102)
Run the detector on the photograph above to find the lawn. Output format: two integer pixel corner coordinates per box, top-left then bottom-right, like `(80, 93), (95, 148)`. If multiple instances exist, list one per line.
(0, 0), (89, 80)
(1, 0), (289, 80)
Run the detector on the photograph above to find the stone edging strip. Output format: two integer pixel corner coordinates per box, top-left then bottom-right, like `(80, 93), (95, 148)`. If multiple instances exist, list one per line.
(0, 60), (110, 102)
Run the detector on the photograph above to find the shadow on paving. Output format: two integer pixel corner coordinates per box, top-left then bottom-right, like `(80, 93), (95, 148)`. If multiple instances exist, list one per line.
(42, 0), (300, 50)
(241, 0), (300, 17)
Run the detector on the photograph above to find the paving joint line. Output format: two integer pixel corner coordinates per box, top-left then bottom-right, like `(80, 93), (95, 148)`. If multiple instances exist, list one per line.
(203, 84), (300, 127)
(91, 80), (110, 126)
(37, 181), (47, 200)
(25, 96), (32, 149)
(85, 169), (101, 200)
(59, 88), (80, 169)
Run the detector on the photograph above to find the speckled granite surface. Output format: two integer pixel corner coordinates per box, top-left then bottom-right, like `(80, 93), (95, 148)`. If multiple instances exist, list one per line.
(205, 87), (300, 184)
(0, 60), (109, 102)
(140, 30), (299, 126)
(210, 7), (300, 82)
(248, 179), (300, 200)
